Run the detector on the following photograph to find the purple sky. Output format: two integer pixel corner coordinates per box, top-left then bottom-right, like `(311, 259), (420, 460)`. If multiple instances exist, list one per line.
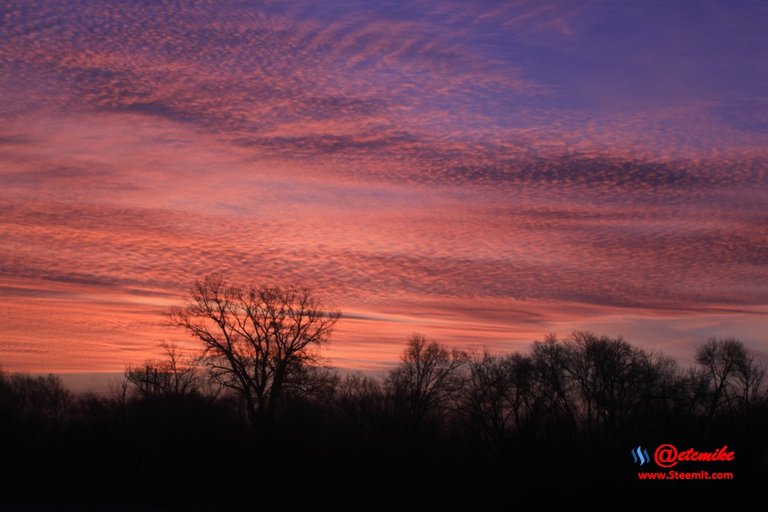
(1, 1), (767, 380)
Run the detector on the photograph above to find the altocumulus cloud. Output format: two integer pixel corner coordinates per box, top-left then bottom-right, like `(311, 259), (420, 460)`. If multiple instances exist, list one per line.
(0, 0), (766, 373)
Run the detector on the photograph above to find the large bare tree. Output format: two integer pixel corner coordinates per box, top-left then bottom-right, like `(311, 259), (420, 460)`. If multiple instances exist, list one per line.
(169, 274), (340, 429)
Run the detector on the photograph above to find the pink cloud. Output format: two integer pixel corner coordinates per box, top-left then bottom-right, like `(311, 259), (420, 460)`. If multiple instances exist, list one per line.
(0, 1), (766, 378)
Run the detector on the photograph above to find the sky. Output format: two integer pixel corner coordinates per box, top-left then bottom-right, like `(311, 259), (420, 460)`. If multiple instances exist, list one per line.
(1, 0), (767, 383)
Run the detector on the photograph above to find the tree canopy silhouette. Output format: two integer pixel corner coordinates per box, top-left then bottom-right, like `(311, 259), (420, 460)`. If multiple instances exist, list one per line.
(0, 330), (766, 509)
(168, 274), (340, 429)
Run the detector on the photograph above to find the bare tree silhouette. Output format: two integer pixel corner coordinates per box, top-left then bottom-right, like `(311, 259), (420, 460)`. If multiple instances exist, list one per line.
(464, 351), (537, 450)
(125, 342), (203, 400)
(531, 334), (579, 432)
(387, 333), (467, 432)
(0, 370), (71, 432)
(560, 331), (681, 436)
(696, 337), (767, 418)
(334, 373), (388, 435)
(168, 274), (340, 429)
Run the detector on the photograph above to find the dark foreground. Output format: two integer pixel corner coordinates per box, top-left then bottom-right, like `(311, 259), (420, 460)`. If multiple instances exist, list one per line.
(1, 334), (766, 510)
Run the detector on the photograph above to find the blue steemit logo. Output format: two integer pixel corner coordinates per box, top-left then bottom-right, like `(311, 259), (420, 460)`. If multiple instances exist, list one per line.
(631, 446), (651, 465)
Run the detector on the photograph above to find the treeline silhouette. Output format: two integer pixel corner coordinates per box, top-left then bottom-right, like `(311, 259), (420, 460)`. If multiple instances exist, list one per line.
(1, 332), (766, 511)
